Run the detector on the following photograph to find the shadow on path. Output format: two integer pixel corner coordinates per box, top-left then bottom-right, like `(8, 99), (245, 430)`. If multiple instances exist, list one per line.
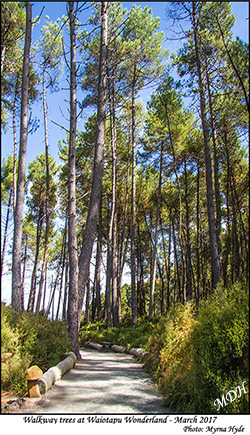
(13, 348), (174, 414)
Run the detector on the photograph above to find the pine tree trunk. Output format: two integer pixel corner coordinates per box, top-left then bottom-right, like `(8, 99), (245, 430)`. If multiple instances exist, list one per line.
(205, 61), (222, 261)
(117, 145), (130, 308)
(110, 81), (119, 328)
(36, 65), (50, 315)
(12, 2), (32, 311)
(62, 254), (69, 319)
(149, 142), (163, 320)
(184, 160), (192, 301)
(27, 214), (42, 312)
(165, 104), (186, 305)
(56, 223), (67, 320)
(42, 263), (48, 312)
(85, 277), (90, 324)
(196, 162), (201, 302)
(21, 233), (28, 311)
(78, 2), (107, 325)
(192, 2), (221, 288)
(172, 218), (181, 303)
(131, 68), (137, 326)
(13, 78), (18, 214)
(94, 196), (102, 321)
(67, 1), (79, 357)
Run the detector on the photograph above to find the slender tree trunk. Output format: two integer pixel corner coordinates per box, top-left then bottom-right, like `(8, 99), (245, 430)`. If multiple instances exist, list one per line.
(21, 233), (28, 311)
(94, 195), (102, 321)
(164, 103), (186, 305)
(27, 214), (42, 312)
(67, 1), (79, 357)
(56, 223), (67, 320)
(192, 2), (221, 288)
(196, 162), (201, 302)
(1, 189), (13, 279)
(106, 204), (112, 328)
(13, 78), (19, 214)
(85, 276), (90, 324)
(166, 222), (171, 310)
(184, 160), (192, 301)
(46, 264), (61, 317)
(78, 2), (107, 326)
(12, 2), (32, 311)
(117, 143), (130, 306)
(62, 254), (69, 319)
(149, 142), (163, 320)
(42, 263), (48, 312)
(205, 61), (222, 261)
(36, 65), (50, 315)
(131, 67), (137, 326)
(161, 220), (170, 312)
(110, 80), (119, 328)
(172, 218), (181, 303)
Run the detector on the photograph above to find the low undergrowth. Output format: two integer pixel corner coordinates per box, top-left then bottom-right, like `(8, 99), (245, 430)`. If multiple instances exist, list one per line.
(1, 303), (71, 396)
(79, 282), (249, 413)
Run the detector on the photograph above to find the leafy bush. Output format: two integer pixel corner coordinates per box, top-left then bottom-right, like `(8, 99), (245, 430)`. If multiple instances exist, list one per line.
(144, 302), (195, 412)
(1, 303), (72, 395)
(79, 317), (157, 350)
(189, 282), (249, 413)
(1, 306), (31, 395)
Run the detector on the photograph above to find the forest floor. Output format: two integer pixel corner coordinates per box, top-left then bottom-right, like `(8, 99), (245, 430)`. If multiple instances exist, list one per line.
(2, 348), (173, 414)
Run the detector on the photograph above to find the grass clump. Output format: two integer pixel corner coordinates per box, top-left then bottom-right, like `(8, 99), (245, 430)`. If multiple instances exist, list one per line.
(1, 303), (71, 396)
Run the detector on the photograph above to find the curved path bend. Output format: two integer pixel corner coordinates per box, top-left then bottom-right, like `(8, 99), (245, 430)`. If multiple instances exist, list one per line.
(25, 348), (172, 414)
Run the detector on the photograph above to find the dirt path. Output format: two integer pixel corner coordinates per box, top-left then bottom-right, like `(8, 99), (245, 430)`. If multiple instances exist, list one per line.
(6, 348), (173, 414)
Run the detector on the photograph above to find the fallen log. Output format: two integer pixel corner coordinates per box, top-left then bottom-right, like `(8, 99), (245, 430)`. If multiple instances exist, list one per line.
(111, 344), (127, 353)
(129, 348), (148, 361)
(38, 351), (76, 394)
(84, 341), (103, 351)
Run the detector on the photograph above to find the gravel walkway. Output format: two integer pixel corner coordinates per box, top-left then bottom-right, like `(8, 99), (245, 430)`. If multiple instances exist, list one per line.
(18, 348), (173, 414)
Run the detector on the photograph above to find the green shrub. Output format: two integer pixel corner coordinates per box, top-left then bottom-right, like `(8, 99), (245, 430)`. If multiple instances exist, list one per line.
(1, 304), (31, 395)
(1, 303), (72, 395)
(189, 282), (249, 413)
(144, 302), (195, 412)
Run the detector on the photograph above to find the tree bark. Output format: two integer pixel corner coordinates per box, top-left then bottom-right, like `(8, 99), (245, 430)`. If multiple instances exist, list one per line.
(27, 212), (43, 312)
(12, 78), (19, 214)
(94, 195), (102, 321)
(12, 2), (32, 311)
(78, 2), (107, 325)
(192, 2), (221, 288)
(131, 67), (137, 326)
(184, 160), (192, 301)
(149, 141), (163, 320)
(205, 60), (222, 261)
(196, 162), (201, 302)
(35, 65), (50, 314)
(67, 1), (79, 357)
(62, 253), (69, 319)
(21, 233), (28, 311)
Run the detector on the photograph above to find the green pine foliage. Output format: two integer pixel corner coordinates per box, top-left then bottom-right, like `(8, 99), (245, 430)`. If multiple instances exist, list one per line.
(1, 303), (71, 395)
